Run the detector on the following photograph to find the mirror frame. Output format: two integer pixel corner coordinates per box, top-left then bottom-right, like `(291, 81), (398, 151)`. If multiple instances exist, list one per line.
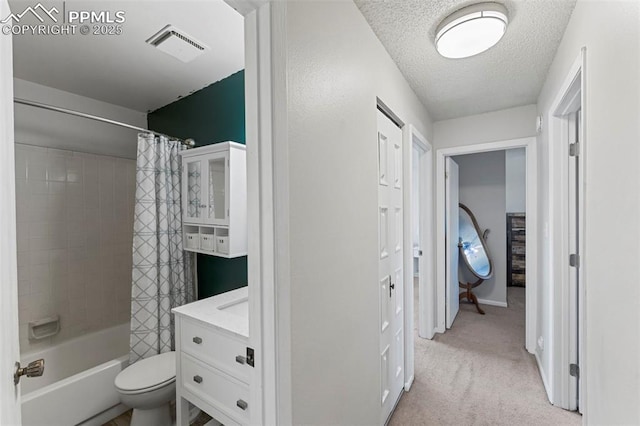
(459, 203), (494, 280)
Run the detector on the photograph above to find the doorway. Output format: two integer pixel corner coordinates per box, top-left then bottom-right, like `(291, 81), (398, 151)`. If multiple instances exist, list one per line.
(435, 137), (538, 352)
(446, 149), (526, 324)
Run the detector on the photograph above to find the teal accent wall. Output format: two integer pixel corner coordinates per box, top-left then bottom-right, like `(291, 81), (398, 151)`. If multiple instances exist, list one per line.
(148, 70), (247, 299)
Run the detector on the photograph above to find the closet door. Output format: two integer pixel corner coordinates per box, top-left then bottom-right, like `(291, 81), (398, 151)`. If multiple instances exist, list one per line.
(377, 109), (404, 424)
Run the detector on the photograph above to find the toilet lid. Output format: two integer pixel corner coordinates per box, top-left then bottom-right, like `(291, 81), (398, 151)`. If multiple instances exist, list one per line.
(115, 351), (176, 392)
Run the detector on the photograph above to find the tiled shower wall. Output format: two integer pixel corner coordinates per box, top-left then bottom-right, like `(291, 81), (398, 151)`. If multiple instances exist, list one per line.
(15, 144), (136, 353)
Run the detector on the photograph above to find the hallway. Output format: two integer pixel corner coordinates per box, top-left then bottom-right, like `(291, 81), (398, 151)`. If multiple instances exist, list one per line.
(390, 287), (581, 425)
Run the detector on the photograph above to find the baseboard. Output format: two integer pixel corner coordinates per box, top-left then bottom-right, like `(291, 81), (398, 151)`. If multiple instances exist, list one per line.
(385, 391), (404, 426)
(418, 329), (435, 340)
(404, 374), (414, 391)
(477, 298), (508, 308)
(535, 351), (553, 403)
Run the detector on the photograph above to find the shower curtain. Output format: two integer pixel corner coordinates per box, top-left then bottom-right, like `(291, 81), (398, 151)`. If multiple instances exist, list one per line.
(129, 133), (194, 363)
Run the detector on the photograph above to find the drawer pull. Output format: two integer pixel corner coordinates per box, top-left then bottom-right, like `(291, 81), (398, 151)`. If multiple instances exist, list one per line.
(193, 375), (203, 384)
(236, 399), (248, 410)
(192, 336), (202, 344)
(235, 355), (246, 365)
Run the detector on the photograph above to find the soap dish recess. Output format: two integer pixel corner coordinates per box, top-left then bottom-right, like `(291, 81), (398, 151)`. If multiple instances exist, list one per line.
(29, 315), (60, 340)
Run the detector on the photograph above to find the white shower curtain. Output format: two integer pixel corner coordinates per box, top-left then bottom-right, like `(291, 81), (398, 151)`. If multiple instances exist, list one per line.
(129, 133), (194, 363)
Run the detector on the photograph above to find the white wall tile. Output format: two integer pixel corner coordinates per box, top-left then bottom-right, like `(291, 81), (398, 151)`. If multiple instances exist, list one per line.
(48, 181), (66, 196)
(28, 179), (48, 195)
(28, 161), (48, 182)
(29, 249), (50, 266)
(15, 148), (28, 180)
(15, 144), (135, 353)
(18, 277), (31, 297)
(47, 157), (67, 182)
(66, 157), (83, 184)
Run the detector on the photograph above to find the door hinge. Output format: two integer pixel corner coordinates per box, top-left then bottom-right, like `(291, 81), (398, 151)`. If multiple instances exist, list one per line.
(570, 363), (580, 378)
(569, 253), (580, 268)
(569, 143), (580, 157)
(246, 347), (255, 368)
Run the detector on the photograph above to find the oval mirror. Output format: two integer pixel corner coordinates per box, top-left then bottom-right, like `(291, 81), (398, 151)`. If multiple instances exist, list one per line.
(458, 203), (493, 280)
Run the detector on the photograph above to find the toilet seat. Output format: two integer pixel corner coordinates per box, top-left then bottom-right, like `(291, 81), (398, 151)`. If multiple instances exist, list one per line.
(115, 351), (176, 395)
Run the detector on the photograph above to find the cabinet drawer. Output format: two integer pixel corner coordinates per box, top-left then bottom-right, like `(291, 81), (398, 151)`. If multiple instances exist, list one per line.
(181, 353), (250, 425)
(180, 318), (250, 384)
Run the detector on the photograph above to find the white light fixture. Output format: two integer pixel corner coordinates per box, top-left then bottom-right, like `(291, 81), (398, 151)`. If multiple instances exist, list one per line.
(435, 3), (509, 59)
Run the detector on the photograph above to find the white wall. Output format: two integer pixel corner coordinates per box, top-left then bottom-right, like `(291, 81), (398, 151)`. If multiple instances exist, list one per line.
(506, 148), (526, 213)
(433, 104), (537, 149)
(280, 1), (433, 423)
(14, 79), (146, 160)
(453, 151), (507, 307)
(537, 0), (640, 422)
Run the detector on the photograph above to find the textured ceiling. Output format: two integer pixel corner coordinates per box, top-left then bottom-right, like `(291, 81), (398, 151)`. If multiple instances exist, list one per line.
(355, 0), (577, 121)
(10, 0), (244, 112)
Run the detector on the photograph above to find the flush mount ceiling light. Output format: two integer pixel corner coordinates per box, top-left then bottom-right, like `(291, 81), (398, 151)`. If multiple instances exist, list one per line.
(435, 2), (509, 59)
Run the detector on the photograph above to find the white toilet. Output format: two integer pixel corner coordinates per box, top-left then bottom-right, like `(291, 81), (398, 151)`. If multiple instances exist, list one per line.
(115, 351), (176, 426)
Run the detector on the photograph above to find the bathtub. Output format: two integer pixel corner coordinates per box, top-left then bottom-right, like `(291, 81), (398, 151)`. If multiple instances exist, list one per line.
(21, 323), (131, 426)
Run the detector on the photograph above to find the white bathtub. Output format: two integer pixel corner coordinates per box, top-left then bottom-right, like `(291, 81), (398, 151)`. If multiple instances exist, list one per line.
(21, 323), (131, 426)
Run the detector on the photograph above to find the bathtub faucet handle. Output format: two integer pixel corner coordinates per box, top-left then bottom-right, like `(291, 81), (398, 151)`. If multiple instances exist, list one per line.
(14, 359), (45, 385)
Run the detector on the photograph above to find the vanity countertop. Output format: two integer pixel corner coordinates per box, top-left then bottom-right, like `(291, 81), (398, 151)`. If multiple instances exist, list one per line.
(172, 286), (249, 340)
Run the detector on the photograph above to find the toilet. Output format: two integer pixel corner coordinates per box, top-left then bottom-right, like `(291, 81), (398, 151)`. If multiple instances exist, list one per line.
(115, 351), (176, 426)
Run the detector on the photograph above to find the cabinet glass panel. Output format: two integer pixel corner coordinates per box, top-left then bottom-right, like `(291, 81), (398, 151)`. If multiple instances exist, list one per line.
(186, 160), (202, 220)
(208, 157), (226, 221)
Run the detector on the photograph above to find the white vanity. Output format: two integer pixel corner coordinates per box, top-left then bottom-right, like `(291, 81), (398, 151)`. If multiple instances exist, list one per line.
(173, 287), (253, 426)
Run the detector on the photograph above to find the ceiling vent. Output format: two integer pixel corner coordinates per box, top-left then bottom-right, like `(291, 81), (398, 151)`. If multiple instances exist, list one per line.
(146, 25), (208, 63)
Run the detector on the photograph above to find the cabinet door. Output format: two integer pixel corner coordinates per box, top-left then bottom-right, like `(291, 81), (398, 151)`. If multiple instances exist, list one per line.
(204, 153), (229, 225)
(184, 158), (205, 224)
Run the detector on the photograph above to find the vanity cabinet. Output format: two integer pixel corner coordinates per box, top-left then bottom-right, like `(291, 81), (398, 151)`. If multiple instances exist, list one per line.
(173, 287), (253, 426)
(180, 142), (247, 258)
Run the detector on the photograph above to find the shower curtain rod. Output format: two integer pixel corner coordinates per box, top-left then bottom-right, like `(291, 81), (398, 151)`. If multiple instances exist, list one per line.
(13, 98), (196, 147)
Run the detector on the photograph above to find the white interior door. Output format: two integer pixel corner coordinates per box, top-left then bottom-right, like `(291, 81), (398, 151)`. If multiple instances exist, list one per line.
(377, 109), (404, 424)
(445, 158), (459, 329)
(0, 0), (22, 422)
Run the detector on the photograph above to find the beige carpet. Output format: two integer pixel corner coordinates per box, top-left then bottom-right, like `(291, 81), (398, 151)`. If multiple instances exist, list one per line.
(389, 284), (581, 426)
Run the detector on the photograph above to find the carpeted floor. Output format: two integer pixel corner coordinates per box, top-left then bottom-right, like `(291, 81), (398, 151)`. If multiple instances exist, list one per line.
(389, 283), (581, 425)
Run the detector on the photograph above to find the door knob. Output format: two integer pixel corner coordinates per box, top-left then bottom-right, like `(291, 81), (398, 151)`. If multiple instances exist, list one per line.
(14, 359), (45, 385)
